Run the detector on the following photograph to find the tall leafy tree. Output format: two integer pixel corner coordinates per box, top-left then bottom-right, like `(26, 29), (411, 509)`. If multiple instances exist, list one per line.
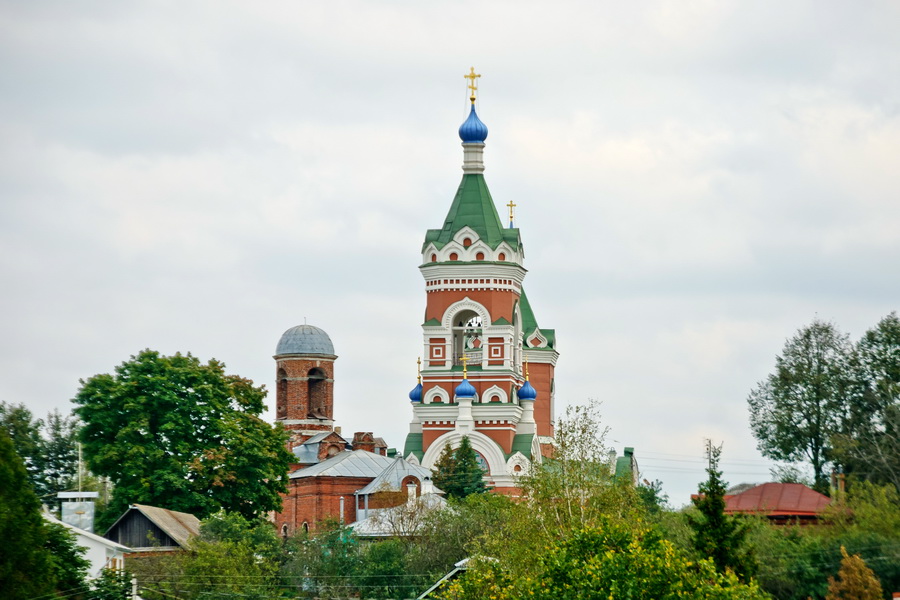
(687, 443), (755, 581)
(432, 436), (487, 499)
(0, 401), (44, 493)
(36, 409), (80, 498)
(73, 349), (293, 525)
(748, 319), (853, 492)
(835, 312), (900, 490)
(0, 430), (55, 600)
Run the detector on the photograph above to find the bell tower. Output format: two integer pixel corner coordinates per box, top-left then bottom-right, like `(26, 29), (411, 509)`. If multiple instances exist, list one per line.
(403, 71), (559, 494)
(274, 324), (337, 449)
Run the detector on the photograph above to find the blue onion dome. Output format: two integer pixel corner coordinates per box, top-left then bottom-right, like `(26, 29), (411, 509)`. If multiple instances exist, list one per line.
(409, 382), (423, 403)
(518, 380), (537, 401)
(275, 324), (335, 356)
(455, 378), (477, 398)
(458, 105), (488, 143)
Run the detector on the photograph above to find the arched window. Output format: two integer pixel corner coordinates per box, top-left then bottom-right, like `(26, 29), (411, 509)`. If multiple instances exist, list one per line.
(452, 310), (483, 366)
(302, 522), (309, 534)
(307, 368), (328, 419)
(276, 368), (288, 418)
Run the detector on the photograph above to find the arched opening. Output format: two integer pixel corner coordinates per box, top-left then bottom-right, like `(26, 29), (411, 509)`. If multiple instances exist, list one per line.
(307, 368), (328, 419)
(449, 252), (459, 261)
(276, 368), (288, 419)
(452, 310), (483, 367)
(475, 251), (485, 260)
(302, 522), (309, 534)
(281, 524), (289, 539)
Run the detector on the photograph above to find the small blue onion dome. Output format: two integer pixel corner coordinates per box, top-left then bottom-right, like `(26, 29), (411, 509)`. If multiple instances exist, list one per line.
(409, 383), (423, 403)
(275, 324), (335, 356)
(455, 378), (477, 398)
(518, 380), (537, 401)
(458, 105), (488, 143)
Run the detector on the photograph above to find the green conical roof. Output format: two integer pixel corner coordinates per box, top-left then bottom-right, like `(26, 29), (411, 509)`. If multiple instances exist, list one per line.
(423, 174), (520, 251)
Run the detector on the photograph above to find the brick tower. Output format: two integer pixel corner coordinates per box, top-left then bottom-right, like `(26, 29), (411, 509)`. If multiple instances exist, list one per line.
(403, 70), (559, 494)
(274, 324), (337, 450)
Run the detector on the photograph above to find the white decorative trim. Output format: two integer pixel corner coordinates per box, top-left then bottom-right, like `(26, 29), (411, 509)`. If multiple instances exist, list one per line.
(506, 451), (531, 476)
(481, 384), (508, 404)
(421, 430), (508, 478)
(441, 297), (491, 330)
(452, 226), (479, 246)
(405, 453), (420, 466)
(423, 386), (450, 405)
(525, 328), (548, 348)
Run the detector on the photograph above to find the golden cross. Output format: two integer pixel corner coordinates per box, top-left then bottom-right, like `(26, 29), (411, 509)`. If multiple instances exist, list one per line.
(507, 200), (517, 225)
(464, 67), (481, 103)
(416, 357), (421, 384)
(461, 353), (469, 378)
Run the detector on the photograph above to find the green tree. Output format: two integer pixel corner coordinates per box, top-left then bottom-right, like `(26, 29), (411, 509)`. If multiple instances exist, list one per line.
(521, 401), (643, 538)
(825, 546), (883, 600)
(687, 443), (755, 581)
(432, 436), (486, 499)
(0, 401), (44, 493)
(132, 511), (283, 600)
(73, 350), (293, 527)
(44, 520), (90, 595)
(438, 518), (771, 600)
(0, 430), (55, 600)
(835, 312), (900, 491)
(38, 409), (80, 499)
(748, 319), (853, 492)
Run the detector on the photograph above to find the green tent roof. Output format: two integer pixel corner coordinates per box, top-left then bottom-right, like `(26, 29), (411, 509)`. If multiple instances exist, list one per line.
(423, 174), (520, 251)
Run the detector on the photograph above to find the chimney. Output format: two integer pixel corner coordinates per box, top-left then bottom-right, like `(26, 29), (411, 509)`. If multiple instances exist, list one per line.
(407, 481), (417, 504)
(422, 476), (435, 495)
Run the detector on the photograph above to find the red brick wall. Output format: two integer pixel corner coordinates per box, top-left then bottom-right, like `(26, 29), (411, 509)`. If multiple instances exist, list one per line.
(275, 357), (335, 424)
(274, 475), (373, 535)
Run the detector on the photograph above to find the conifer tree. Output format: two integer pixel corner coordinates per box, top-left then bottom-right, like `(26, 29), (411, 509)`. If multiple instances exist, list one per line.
(825, 546), (883, 600)
(432, 436), (486, 499)
(687, 442), (755, 581)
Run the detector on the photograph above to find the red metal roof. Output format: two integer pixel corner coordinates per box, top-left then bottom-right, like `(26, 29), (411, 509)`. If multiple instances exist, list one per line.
(724, 483), (831, 516)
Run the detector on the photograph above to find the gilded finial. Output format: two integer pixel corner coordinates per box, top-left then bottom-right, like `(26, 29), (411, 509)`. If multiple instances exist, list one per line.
(507, 200), (517, 228)
(416, 357), (422, 384)
(461, 353), (469, 378)
(524, 356), (530, 381)
(464, 67), (481, 104)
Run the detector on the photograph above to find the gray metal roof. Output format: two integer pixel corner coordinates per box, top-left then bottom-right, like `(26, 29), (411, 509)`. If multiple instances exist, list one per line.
(289, 449), (396, 479)
(356, 456), (438, 496)
(276, 324), (335, 356)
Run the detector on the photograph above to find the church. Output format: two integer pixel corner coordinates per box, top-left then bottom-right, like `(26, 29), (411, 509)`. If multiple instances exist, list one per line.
(273, 70), (560, 531)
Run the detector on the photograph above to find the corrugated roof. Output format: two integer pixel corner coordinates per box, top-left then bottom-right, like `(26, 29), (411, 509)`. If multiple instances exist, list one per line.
(724, 483), (831, 516)
(356, 456), (438, 495)
(130, 504), (200, 547)
(289, 449), (396, 479)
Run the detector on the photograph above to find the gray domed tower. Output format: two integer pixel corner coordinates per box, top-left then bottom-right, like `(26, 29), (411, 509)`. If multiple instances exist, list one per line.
(274, 324), (337, 445)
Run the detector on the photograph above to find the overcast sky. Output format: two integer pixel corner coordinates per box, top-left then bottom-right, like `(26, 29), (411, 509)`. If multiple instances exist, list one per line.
(2, 1), (898, 506)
